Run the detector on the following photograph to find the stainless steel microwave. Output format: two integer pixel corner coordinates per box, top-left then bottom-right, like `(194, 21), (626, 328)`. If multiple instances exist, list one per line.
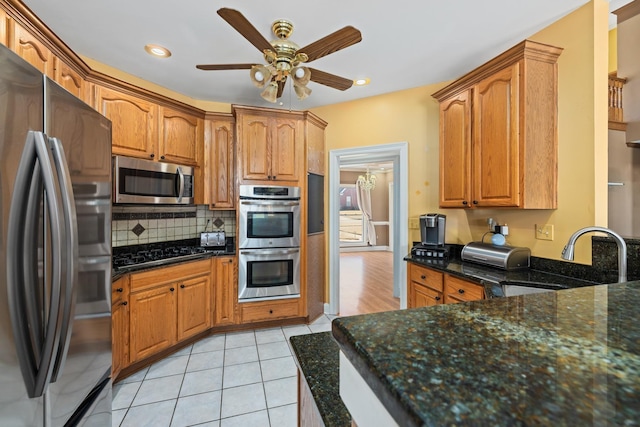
(113, 156), (194, 204)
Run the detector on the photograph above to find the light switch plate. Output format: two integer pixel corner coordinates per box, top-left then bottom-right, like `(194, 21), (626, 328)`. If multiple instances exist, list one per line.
(535, 224), (554, 241)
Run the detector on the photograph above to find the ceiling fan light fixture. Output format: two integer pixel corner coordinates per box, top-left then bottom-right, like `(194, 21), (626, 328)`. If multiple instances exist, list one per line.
(293, 83), (311, 100)
(250, 65), (271, 88)
(292, 66), (311, 86)
(260, 81), (279, 103)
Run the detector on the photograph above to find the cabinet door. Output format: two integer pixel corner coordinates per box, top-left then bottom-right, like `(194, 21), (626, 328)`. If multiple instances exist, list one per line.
(1, 9), (8, 47)
(410, 282), (443, 308)
(53, 57), (87, 102)
(306, 116), (326, 175)
(439, 90), (472, 208)
(159, 107), (201, 166)
(177, 273), (212, 341)
(206, 117), (235, 208)
(112, 276), (129, 379)
(214, 257), (237, 326)
(11, 22), (54, 76)
(271, 117), (301, 181)
(472, 63), (520, 207)
(94, 85), (158, 160)
(240, 114), (271, 181)
(129, 285), (176, 362)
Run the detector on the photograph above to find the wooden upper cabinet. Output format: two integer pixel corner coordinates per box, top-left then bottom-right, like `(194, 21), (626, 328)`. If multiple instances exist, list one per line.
(1, 9), (8, 47)
(439, 90), (472, 208)
(94, 85), (158, 160)
(159, 106), (202, 166)
(10, 21), (54, 76)
(472, 64), (520, 207)
(236, 107), (302, 183)
(53, 57), (87, 103)
(306, 113), (327, 175)
(204, 114), (235, 208)
(433, 40), (562, 209)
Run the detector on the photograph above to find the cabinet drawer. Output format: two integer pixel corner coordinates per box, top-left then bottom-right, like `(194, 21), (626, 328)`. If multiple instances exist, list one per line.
(130, 258), (212, 291)
(444, 274), (484, 303)
(409, 264), (443, 292)
(241, 299), (300, 323)
(411, 282), (443, 308)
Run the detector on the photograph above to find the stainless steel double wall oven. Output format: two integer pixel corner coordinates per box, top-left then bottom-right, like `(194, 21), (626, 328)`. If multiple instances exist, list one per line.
(238, 185), (301, 301)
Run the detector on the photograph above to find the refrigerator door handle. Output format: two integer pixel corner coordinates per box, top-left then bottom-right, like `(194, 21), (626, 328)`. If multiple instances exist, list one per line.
(49, 136), (79, 382)
(6, 131), (67, 398)
(177, 166), (185, 203)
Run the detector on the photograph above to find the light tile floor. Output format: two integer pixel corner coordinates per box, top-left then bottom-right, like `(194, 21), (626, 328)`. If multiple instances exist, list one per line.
(112, 314), (335, 427)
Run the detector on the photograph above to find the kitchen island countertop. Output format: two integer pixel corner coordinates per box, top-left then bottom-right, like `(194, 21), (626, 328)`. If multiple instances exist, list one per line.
(332, 281), (640, 426)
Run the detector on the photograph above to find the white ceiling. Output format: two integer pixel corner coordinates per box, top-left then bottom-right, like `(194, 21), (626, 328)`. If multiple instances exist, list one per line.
(21, 0), (629, 110)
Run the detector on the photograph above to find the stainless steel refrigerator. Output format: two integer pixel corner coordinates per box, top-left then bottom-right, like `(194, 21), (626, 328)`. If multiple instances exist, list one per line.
(0, 44), (113, 426)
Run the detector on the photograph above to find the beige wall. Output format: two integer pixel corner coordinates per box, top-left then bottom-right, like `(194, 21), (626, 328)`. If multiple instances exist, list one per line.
(313, 0), (610, 264)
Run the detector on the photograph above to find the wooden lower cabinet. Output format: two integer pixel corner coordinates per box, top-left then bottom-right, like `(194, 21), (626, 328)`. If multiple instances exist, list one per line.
(128, 259), (212, 364)
(240, 298), (300, 323)
(408, 263), (444, 308)
(407, 262), (484, 308)
(444, 274), (484, 304)
(214, 256), (237, 326)
(112, 275), (130, 379)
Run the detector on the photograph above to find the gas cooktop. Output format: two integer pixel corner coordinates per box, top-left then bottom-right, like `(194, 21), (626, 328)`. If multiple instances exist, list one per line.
(113, 242), (228, 272)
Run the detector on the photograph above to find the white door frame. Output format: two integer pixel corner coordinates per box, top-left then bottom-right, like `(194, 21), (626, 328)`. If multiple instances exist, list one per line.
(327, 142), (409, 315)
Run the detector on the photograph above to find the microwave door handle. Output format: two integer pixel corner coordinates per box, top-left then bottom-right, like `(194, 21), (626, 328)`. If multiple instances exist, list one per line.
(7, 131), (65, 398)
(176, 166), (185, 203)
(48, 137), (78, 382)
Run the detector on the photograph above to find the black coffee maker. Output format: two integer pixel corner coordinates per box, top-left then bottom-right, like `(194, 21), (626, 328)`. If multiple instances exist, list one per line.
(420, 213), (446, 246)
(413, 214), (448, 261)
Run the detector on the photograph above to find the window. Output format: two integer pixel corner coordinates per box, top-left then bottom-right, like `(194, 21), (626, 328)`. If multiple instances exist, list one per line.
(339, 184), (367, 245)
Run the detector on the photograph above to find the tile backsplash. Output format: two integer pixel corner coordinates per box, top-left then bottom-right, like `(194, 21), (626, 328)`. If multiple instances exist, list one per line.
(112, 205), (236, 247)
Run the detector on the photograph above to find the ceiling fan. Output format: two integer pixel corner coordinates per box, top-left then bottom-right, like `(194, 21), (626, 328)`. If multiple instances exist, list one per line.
(196, 8), (362, 103)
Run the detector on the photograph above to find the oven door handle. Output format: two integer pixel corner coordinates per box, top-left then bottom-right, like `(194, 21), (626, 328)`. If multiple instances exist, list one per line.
(240, 248), (300, 256)
(239, 199), (299, 207)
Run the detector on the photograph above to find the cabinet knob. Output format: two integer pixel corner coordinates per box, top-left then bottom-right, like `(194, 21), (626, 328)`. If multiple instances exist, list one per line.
(421, 275), (426, 279)
(150, 153), (155, 158)
(229, 259), (233, 263)
(170, 287), (175, 292)
(180, 284), (185, 289)
(472, 200), (478, 205)
(269, 310), (273, 314)
(161, 155), (165, 160)
(116, 287), (123, 293)
(458, 289), (465, 294)
(462, 201), (468, 205)
(435, 296), (441, 301)
(122, 301), (128, 306)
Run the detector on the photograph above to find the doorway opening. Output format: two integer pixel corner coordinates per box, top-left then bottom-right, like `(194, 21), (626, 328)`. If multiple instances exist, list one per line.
(327, 142), (409, 315)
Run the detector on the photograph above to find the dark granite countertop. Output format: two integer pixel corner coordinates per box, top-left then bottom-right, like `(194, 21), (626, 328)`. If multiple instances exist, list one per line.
(289, 332), (351, 427)
(332, 281), (640, 426)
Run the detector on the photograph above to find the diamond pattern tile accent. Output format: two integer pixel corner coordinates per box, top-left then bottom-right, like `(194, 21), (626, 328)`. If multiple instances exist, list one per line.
(132, 223), (145, 236)
(213, 218), (224, 228)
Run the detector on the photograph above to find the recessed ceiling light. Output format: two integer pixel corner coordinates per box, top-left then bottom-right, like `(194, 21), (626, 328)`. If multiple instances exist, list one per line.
(354, 78), (370, 86)
(144, 44), (172, 58)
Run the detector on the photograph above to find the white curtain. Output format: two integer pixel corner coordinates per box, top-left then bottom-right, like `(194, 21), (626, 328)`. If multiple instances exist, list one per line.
(356, 181), (377, 246)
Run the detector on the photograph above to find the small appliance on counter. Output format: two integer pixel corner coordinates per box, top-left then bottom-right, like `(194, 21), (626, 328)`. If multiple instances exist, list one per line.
(200, 231), (226, 248)
(420, 213), (446, 246)
(413, 213), (449, 260)
(461, 242), (530, 270)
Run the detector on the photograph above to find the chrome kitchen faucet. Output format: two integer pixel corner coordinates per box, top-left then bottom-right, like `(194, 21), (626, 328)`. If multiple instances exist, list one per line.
(561, 226), (627, 283)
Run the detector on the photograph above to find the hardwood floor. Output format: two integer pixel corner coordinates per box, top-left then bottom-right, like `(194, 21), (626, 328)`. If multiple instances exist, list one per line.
(339, 251), (399, 316)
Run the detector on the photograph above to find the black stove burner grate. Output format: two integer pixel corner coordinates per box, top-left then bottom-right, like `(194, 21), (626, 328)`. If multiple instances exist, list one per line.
(113, 244), (225, 271)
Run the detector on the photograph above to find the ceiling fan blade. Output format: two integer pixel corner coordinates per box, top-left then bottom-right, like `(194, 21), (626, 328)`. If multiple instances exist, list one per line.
(217, 8), (273, 53)
(298, 26), (362, 63)
(277, 80), (285, 98)
(196, 63), (256, 70)
(308, 68), (353, 91)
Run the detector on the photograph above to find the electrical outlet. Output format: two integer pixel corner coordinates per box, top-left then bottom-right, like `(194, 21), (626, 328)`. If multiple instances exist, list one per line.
(535, 224), (554, 241)
(409, 218), (420, 229)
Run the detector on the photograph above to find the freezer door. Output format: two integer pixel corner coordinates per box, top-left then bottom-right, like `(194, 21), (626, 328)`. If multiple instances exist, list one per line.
(0, 44), (46, 427)
(45, 79), (112, 427)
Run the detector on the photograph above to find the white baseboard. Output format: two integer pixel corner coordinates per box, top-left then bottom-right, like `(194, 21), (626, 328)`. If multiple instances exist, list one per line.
(339, 245), (390, 253)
